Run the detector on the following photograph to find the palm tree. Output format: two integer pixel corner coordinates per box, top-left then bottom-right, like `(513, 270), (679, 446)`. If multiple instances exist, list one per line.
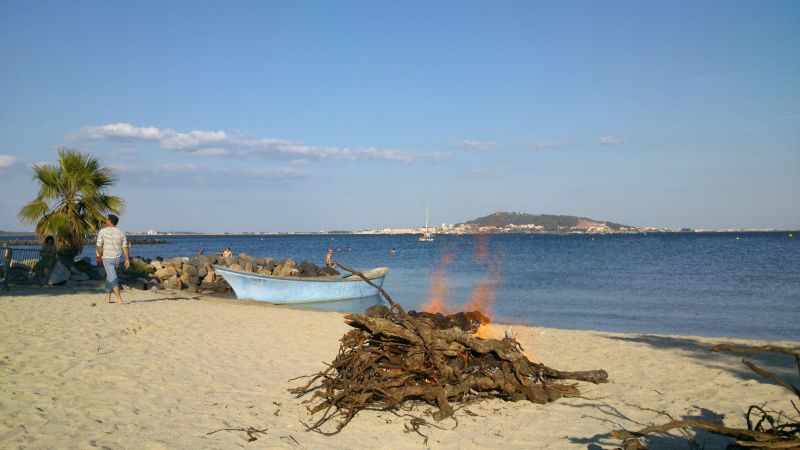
(18, 148), (124, 258)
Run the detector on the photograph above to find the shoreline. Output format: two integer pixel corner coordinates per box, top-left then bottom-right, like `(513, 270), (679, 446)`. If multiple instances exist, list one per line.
(1, 286), (798, 448)
(2, 230), (798, 238)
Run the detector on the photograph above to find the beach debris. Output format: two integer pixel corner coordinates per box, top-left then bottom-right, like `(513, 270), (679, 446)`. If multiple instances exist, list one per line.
(207, 425), (269, 442)
(290, 263), (609, 435)
(612, 343), (800, 449)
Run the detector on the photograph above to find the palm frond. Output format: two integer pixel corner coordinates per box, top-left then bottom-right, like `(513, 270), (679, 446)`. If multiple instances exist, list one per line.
(18, 198), (51, 224)
(32, 164), (62, 200)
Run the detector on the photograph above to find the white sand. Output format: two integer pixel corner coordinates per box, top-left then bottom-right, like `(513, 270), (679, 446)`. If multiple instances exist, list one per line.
(1, 286), (797, 449)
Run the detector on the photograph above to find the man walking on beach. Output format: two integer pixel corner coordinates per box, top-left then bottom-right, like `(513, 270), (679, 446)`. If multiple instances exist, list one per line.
(96, 214), (130, 304)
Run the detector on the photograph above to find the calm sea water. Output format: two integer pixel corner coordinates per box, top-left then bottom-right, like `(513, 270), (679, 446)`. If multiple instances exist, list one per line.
(4, 232), (799, 341)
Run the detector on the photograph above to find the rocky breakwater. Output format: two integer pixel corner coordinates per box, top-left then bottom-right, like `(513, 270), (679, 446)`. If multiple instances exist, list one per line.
(124, 253), (340, 294)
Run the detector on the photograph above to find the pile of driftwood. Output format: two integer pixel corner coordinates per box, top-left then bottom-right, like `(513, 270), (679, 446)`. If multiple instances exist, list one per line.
(290, 263), (609, 435)
(614, 344), (800, 450)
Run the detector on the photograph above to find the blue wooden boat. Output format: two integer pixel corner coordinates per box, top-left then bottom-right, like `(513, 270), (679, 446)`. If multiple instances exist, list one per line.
(213, 265), (389, 304)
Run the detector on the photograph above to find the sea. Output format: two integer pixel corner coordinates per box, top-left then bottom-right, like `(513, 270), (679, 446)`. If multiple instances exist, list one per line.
(3, 232), (799, 341)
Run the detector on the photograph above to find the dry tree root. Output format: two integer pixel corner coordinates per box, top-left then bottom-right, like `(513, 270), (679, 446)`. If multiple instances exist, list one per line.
(613, 344), (800, 450)
(289, 304), (608, 435)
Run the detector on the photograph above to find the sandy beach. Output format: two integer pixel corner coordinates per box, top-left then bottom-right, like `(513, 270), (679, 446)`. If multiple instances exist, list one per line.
(1, 286), (797, 449)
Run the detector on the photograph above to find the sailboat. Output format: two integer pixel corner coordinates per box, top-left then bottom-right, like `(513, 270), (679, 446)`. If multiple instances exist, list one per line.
(419, 207), (434, 242)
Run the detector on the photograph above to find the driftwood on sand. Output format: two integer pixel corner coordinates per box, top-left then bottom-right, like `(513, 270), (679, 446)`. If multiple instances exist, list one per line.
(289, 262), (609, 436)
(613, 344), (800, 450)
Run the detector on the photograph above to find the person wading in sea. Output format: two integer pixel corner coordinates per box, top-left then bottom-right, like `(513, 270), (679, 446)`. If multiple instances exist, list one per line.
(96, 214), (130, 304)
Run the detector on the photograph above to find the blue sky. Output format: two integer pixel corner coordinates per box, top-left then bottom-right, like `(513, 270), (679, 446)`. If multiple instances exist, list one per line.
(1, 0), (798, 232)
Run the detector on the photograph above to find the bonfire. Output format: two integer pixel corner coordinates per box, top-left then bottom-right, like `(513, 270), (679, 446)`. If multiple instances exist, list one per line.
(290, 263), (609, 435)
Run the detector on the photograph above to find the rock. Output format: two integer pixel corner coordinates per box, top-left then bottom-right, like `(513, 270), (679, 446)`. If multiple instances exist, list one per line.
(48, 261), (70, 285)
(289, 268), (299, 276)
(70, 271), (90, 282)
(244, 262), (253, 272)
(151, 259), (163, 270)
(223, 257), (236, 266)
(75, 256), (92, 265)
(203, 271), (215, 283)
(182, 263), (198, 277)
(188, 275), (200, 285)
(298, 261), (319, 277)
(275, 259), (297, 277)
(149, 285), (161, 291)
(155, 266), (177, 280)
(197, 264), (209, 278)
(162, 276), (183, 290)
(229, 263), (242, 271)
(318, 266), (341, 277)
(125, 278), (147, 290)
(238, 253), (253, 262)
(201, 280), (228, 292)
(211, 280), (230, 292)
(179, 273), (191, 284)
(186, 285), (198, 293)
(194, 255), (214, 266)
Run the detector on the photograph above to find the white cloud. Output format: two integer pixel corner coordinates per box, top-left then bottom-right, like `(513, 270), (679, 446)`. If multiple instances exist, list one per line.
(109, 162), (309, 180)
(0, 155), (18, 169)
(71, 123), (440, 163)
(454, 140), (502, 150)
(599, 135), (625, 145)
(355, 147), (445, 163)
(522, 140), (570, 149)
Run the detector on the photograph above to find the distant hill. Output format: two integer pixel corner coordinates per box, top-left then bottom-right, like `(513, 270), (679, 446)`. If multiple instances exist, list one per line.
(460, 212), (632, 232)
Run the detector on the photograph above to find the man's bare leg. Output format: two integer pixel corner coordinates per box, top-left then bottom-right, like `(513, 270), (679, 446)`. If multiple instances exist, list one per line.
(113, 286), (125, 304)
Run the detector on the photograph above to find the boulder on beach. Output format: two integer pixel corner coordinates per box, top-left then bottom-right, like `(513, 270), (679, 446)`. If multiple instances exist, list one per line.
(298, 261), (319, 277)
(48, 262), (70, 285)
(155, 266), (177, 280)
(182, 263), (198, 277)
(194, 255), (214, 266)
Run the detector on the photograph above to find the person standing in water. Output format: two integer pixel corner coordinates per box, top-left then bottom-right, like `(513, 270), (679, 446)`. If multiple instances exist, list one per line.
(96, 214), (130, 304)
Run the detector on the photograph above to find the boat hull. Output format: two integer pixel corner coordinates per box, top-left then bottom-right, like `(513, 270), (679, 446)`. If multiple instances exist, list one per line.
(213, 266), (388, 304)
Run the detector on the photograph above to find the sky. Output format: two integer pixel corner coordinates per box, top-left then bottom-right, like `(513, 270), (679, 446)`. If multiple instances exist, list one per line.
(1, 0), (798, 232)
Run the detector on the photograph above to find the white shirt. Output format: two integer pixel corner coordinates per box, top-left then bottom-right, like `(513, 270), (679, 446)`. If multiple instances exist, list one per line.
(97, 227), (128, 259)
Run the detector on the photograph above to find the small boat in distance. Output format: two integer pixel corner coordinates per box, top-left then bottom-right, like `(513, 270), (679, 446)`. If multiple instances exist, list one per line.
(419, 206), (434, 242)
(214, 265), (389, 304)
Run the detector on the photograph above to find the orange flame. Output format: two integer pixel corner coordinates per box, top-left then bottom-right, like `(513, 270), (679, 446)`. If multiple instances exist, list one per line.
(465, 235), (502, 321)
(474, 324), (491, 339)
(421, 252), (455, 314)
(464, 265), (501, 318)
(421, 236), (504, 328)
